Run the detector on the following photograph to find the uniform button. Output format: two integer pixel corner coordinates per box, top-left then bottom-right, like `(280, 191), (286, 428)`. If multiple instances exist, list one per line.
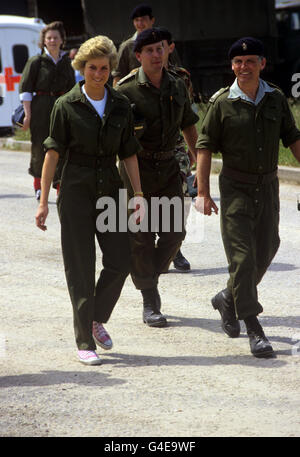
(99, 168), (102, 171)
(255, 200), (258, 203)
(257, 129), (261, 133)
(256, 188), (259, 192)
(99, 179), (103, 183)
(258, 165), (263, 171)
(258, 147), (262, 151)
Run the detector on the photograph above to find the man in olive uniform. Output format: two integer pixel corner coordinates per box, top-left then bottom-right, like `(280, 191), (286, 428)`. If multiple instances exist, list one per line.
(117, 28), (199, 327)
(195, 37), (300, 357)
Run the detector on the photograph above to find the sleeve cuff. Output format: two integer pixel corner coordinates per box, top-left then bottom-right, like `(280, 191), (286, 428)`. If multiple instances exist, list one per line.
(20, 92), (33, 101)
(118, 137), (143, 161)
(43, 136), (66, 157)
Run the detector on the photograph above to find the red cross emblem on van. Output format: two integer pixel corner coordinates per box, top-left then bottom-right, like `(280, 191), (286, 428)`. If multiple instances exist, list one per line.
(0, 67), (21, 91)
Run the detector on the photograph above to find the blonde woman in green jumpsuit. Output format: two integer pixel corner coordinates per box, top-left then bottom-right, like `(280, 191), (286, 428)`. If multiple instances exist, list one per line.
(35, 36), (143, 365)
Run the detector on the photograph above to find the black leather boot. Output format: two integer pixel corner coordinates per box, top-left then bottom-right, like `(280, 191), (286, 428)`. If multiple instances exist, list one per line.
(211, 289), (240, 338)
(142, 287), (167, 327)
(244, 315), (274, 358)
(173, 249), (191, 271)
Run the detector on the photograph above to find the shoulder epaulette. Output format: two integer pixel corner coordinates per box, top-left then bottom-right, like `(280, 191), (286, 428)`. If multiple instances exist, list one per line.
(117, 70), (137, 86)
(209, 86), (229, 103)
(265, 81), (284, 94)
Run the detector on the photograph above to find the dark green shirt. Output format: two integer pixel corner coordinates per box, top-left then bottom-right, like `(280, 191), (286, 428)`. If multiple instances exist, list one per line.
(44, 82), (142, 197)
(196, 84), (300, 174)
(44, 81), (141, 160)
(19, 52), (75, 95)
(116, 67), (199, 152)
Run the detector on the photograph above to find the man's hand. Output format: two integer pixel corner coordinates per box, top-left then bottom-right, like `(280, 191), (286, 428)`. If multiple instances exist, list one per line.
(195, 195), (218, 215)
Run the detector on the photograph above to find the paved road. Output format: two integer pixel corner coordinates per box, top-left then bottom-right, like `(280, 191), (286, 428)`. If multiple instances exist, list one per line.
(0, 148), (300, 438)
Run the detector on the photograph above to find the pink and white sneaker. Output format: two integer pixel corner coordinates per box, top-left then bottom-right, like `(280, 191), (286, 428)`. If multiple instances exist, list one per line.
(92, 322), (113, 350)
(78, 350), (101, 365)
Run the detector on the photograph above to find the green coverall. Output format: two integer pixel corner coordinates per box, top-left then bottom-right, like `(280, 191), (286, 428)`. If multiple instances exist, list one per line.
(196, 83), (300, 319)
(44, 82), (142, 350)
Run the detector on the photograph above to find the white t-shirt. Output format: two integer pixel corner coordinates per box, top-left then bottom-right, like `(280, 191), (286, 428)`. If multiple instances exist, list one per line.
(82, 85), (107, 118)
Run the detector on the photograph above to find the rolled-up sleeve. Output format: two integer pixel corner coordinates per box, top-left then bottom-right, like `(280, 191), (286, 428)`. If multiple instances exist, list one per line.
(118, 104), (143, 160)
(196, 102), (222, 153)
(43, 98), (69, 157)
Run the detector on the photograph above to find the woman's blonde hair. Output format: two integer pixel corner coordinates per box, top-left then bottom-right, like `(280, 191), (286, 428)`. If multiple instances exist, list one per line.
(72, 36), (117, 74)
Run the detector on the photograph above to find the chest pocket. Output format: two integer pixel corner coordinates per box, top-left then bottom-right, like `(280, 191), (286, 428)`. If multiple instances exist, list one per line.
(106, 116), (127, 149)
(263, 107), (280, 123)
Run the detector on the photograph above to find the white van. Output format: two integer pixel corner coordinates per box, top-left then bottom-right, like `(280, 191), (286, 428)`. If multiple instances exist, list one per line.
(0, 15), (45, 131)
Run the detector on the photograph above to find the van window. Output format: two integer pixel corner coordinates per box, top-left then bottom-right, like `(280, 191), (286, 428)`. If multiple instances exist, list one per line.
(13, 45), (29, 74)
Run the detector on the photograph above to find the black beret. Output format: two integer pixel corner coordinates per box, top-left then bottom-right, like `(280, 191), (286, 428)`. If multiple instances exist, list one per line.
(130, 4), (153, 20)
(156, 27), (173, 44)
(133, 27), (163, 52)
(228, 37), (265, 60)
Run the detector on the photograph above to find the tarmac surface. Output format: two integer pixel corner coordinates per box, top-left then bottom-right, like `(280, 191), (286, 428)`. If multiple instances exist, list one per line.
(0, 147), (300, 438)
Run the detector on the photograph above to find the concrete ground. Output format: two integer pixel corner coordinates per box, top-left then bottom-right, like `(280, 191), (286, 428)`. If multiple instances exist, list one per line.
(0, 147), (300, 437)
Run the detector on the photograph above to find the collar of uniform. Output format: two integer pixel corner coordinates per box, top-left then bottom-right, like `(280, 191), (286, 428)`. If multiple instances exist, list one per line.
(137, 67), (170, 88)
(43, 47), (67, 64)
(228, 78), (275, 105)
(69, 81), (124, 121)
(68, 80), (86, 103)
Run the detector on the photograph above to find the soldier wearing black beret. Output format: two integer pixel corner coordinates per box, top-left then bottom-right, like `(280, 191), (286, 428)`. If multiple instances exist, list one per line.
(116, 28), (199, 328)
(112, 4), (155, 86)
(195, 36), (300, 358)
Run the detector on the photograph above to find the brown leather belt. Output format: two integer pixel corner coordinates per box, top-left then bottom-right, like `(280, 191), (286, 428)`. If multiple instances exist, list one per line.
(138, 149), (174, 160)
(36, 91), (65, 97)
(221, 165), (278, 185)
(68, 152), (115, 168)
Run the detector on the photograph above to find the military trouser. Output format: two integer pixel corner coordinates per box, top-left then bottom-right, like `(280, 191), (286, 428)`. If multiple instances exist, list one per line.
(57, 164), (130, 350)
(120, 156), (186, 290)
(219, 172), (280, 320)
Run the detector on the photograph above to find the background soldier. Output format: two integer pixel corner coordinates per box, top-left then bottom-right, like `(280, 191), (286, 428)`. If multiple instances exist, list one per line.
(159, 26), (197, 271)
(195, 37), (300, 358)
(117, 28), (199, 327)
(112, 4), (155, 86)
(112, 4), (181, 87)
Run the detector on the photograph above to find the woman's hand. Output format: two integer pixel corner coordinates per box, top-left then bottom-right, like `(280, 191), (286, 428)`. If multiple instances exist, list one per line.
(35, 204), (49, 231)
(22, 115), (31, 131)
